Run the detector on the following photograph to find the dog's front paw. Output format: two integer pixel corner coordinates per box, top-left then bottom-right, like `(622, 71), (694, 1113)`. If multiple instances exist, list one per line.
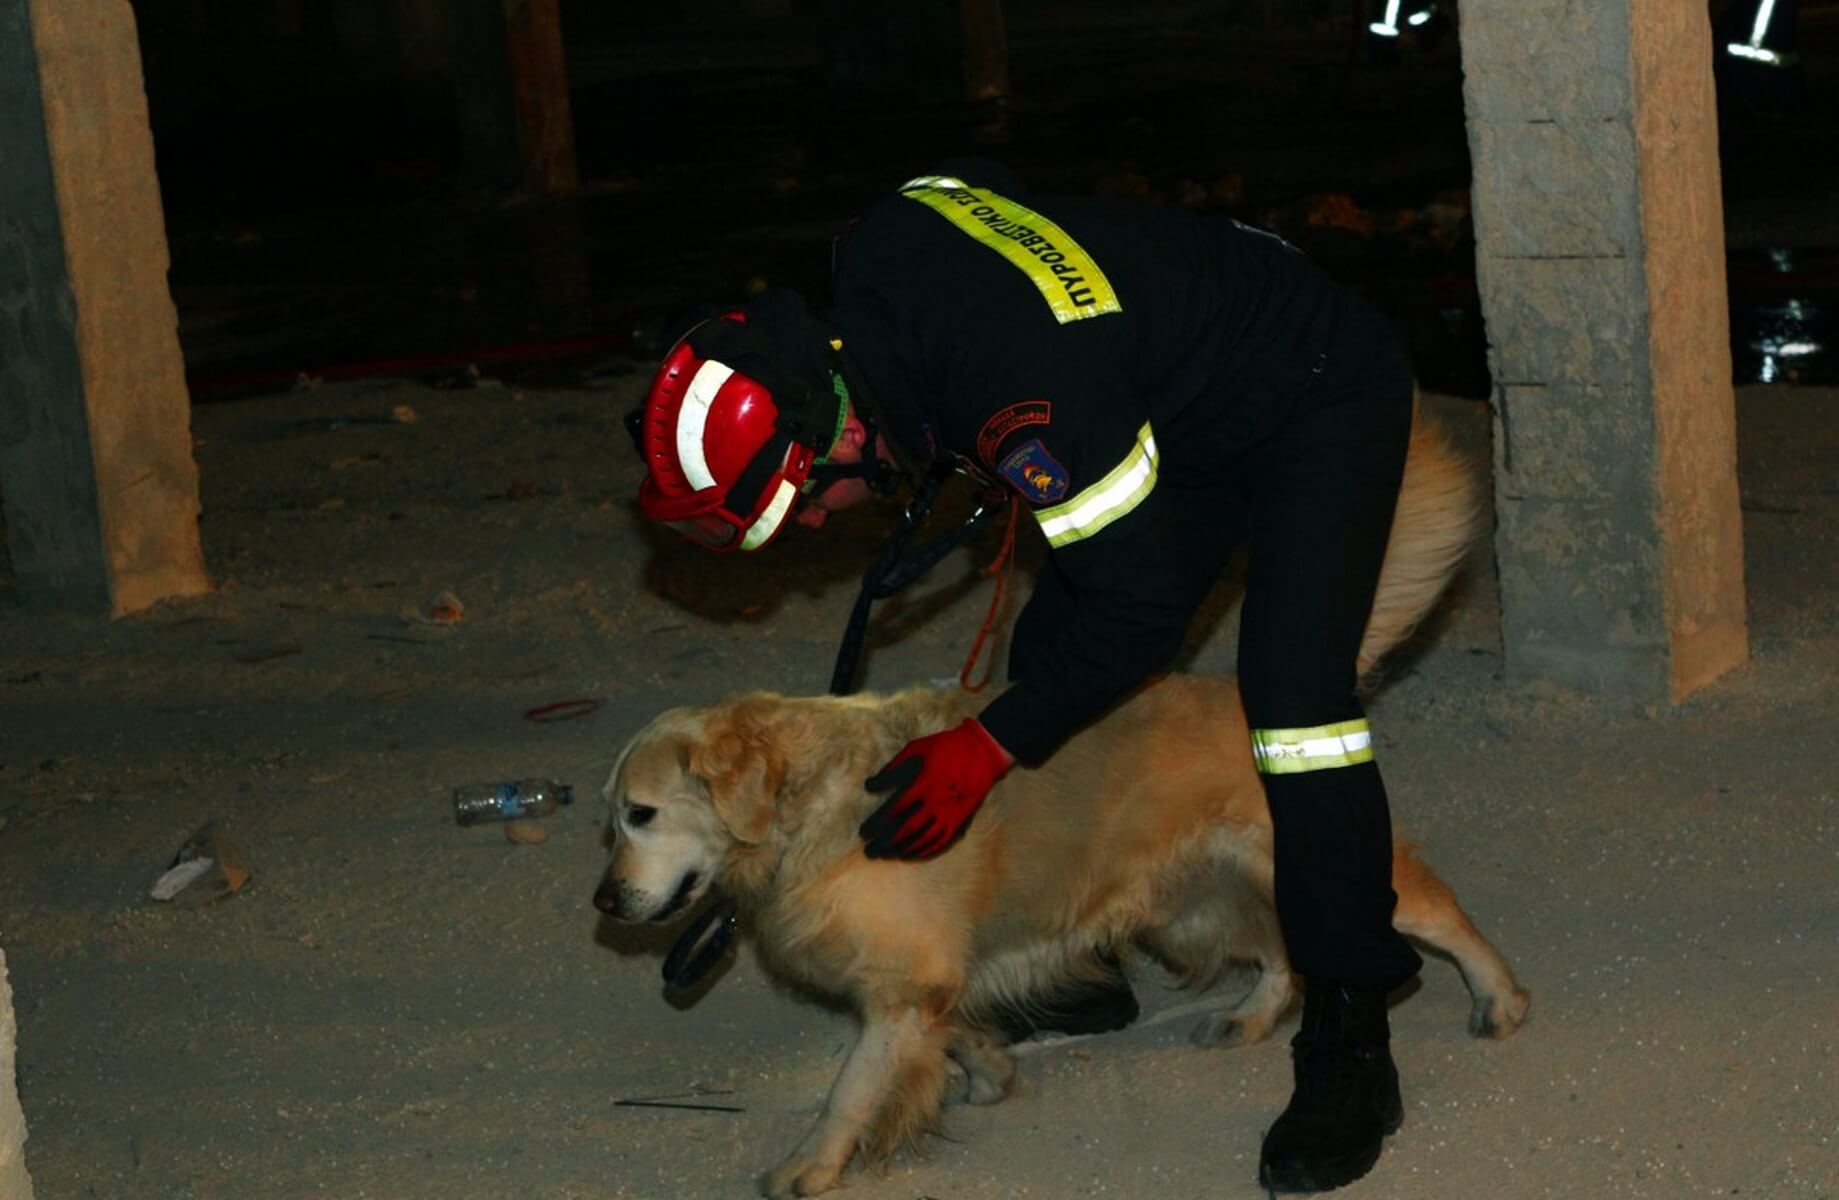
(759, 1154), (844, 1198)
(1469, 985), (1531, 1039)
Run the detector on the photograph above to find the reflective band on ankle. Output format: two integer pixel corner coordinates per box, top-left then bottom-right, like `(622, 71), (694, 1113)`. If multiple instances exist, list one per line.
(1250, 720), (1375, 775)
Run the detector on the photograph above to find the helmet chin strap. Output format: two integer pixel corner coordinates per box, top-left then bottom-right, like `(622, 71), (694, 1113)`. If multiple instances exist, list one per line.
(800, 336), (907, 498)
(802, 408), (903, 497)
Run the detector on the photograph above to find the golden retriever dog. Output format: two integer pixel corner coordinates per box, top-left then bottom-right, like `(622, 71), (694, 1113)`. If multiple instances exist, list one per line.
(595, 412), (1530, 1198)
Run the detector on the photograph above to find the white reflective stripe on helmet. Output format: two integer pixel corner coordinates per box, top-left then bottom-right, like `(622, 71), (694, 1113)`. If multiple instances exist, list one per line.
(1035, 423), (1158, 548)
(739, 477), (798, 551)
(676, 360), (735, 491)
(1250, 720), (1375, 775)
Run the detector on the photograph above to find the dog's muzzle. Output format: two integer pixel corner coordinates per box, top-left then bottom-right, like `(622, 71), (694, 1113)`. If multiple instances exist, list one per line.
(591, 878), (624, 916)
(650, 872), (700, 923)
(592, 872), (700, 923)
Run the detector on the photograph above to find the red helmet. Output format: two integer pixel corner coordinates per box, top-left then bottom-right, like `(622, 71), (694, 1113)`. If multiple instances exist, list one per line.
(635, 302), (845, 551)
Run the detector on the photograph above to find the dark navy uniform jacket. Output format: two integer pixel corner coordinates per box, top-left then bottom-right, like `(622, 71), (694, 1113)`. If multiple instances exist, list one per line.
(828, 161), (1367, 765)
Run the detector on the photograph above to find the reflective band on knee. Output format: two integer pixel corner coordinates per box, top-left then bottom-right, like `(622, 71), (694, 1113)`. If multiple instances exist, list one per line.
(1250, 720), (1375, 775)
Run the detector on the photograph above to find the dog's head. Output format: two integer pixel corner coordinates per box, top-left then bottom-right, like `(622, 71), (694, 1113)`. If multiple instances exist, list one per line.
(592, 700), (787, 924)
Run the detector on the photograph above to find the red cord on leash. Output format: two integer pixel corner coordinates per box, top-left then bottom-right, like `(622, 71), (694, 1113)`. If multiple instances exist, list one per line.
(959, 496), (1020, 693)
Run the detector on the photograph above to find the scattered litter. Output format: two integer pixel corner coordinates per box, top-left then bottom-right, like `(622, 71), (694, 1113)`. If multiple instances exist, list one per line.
(1304, 193), (1376, 236)
(150, 856), (213, 900)
(390, 403), (418, 424)
(487, 480), (539, 502)
(453, 778), (574, 826)
(523, 698), (602, 723)
(427, 363), (502, 390)
(414, 590), (465, 625)
(149, 821), (253, 905)
(613, 1099), (745, 1113)
(231, 641), (304, 664)
(614, 1088), (743, 1114)
(504, 820), (550, 846)
(285, 411), (413, 436)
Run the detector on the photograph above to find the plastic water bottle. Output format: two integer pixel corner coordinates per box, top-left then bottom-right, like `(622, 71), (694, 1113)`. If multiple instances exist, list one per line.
(452, 778), (574, 826)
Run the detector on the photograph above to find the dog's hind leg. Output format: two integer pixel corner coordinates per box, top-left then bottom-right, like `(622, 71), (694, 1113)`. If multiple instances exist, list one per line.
(1140, 863), (1297, 1049)
(1390, 843), (1531, 1039)
(1189, 954), (1296, 1049)
(759, 1001), (951, 1199)
(945, 1026), (1016, 1106)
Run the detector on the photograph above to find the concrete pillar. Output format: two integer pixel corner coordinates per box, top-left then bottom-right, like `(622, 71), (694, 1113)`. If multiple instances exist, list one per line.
(0, 947), (32, 1200)
(0, 0), (210, 616)
(1461, 0), (1748, 701)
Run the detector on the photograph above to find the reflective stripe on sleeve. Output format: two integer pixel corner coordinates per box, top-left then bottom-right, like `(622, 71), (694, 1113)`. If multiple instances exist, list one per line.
(1034, 423), (1158, 548)
(1250, 720), (1375, 775)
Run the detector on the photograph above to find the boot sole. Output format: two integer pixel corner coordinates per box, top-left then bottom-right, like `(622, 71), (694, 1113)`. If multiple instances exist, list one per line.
(1258, 1109), (1402, 1194)
(1259, 1127), (1395, 1195)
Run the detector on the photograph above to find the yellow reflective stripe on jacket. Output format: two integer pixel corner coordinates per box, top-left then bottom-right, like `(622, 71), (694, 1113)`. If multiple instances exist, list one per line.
(899, 175), (1122, 324)
(1035, 423), (1158, 548)
(1250, 720), (1375, 775)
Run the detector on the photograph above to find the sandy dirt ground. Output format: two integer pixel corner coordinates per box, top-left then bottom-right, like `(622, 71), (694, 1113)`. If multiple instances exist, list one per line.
(0, 378), (1835, 1200)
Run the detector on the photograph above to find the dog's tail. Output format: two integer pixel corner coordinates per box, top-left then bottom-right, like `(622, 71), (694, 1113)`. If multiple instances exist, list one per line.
(1355, 406), (1484, 681)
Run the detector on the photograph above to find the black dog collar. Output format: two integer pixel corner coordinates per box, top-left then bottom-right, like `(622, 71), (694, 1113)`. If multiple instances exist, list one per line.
(662, 893), (739, 993)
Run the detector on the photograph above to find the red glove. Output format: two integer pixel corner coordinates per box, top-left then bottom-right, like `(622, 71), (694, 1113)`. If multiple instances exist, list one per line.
(859, 719), (1013, 860)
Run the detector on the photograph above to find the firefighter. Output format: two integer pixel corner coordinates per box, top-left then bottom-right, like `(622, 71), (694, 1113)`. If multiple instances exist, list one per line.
(633, 160), (1426, 1193)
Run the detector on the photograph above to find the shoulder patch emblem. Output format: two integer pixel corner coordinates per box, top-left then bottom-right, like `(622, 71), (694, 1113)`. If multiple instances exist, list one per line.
(998, 438), (1070, 505)
(976, 400), (1052, 468)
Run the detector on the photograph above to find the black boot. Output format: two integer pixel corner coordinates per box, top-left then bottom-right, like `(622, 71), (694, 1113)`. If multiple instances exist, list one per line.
(1258, 983), (1403, 1194)
(987, 951), (1139, 1042)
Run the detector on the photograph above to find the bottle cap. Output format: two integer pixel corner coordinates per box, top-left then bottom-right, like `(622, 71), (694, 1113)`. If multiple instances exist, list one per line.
(557, 784), (575, 806)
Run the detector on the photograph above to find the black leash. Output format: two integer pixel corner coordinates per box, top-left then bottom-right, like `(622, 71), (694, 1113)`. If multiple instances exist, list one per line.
(662, 469), (996, 996)
(829, 468), (1000, 696)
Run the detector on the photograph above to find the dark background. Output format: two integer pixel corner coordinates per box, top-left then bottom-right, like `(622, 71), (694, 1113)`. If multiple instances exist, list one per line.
(127, 0), (1839, 401)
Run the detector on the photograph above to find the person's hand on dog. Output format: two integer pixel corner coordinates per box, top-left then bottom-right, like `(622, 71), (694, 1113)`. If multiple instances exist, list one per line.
(860, 718), (1014, 859)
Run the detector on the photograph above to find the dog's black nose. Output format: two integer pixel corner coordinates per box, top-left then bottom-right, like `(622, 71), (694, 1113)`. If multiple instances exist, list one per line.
(593, 880), (622, 916)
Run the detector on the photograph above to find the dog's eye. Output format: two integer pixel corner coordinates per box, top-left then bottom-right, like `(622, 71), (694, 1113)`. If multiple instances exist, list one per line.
(626, 805), (658, 828)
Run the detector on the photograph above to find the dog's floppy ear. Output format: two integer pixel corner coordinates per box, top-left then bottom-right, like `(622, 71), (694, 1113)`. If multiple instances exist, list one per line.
(688, 708), (785, 846)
